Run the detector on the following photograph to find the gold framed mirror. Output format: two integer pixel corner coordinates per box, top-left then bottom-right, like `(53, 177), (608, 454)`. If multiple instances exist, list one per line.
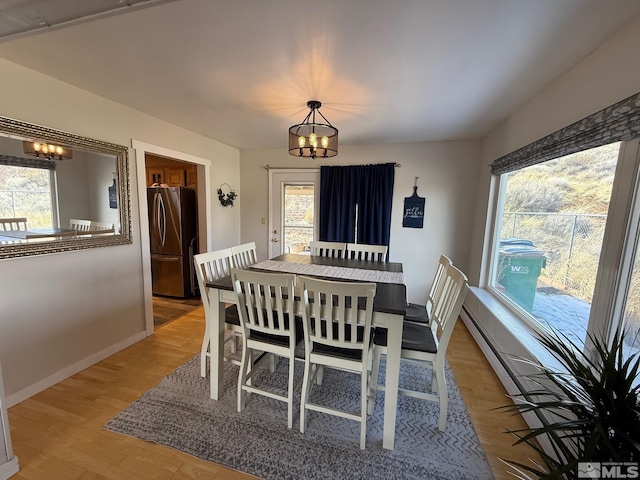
(0, 115), (132, 259)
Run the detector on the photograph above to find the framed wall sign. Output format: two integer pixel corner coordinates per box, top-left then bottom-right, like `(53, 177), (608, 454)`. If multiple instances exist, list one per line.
(403, 179), (425, 228)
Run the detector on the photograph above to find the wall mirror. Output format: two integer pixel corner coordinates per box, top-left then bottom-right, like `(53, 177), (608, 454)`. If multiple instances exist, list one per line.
(0, 115), (132, 259)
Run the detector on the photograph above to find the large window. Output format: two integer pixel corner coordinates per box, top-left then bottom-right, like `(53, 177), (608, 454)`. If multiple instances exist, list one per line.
(623, 241), (640, 380)
(489, 143), (621, 347)
(0, 164), (55, 228)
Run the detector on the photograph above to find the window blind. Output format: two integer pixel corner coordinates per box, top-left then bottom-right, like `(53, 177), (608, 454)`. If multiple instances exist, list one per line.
(0, 154), (56, 170)
(490, 91), (640, 175)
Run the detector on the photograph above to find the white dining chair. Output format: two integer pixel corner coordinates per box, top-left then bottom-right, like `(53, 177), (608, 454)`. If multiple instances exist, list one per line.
(308, 240), (346, 258)
(69, 218), (92, 232)
(232, 268), (302, 428)
(89, 220), (115, 233)
(368, 263), (468, 431)
(298, 275), (377, 449)
(194, 248), (242, 377)
(231, 241), (258, 269)
(346, 243), (388, 262)
(0, 217), (27, 231)
(404, 254), (452, 325)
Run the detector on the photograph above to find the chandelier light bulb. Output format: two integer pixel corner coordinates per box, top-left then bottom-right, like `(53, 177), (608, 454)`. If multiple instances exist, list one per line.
(321, 136), (329, 149)
(309, 132), (317, 147)
(33, 142), (41, 151)
(298, 136), (306, 148)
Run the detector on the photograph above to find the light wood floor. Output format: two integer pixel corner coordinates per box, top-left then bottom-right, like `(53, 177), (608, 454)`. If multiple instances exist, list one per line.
(153, 295), (202, 329)
(7, 308), (542, 479)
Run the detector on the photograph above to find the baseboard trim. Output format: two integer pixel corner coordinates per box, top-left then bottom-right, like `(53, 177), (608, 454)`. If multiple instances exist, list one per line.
(6, 331), (146, 408)
(0, 457), (19, 479)
(459, 307), (519, 396)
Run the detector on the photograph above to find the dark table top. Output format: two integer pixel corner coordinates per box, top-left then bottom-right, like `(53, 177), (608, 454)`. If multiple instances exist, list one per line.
(206, 253), (407, 316)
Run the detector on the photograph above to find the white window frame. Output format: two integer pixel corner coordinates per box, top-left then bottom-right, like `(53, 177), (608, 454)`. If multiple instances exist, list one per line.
(483, 137), (640, 352)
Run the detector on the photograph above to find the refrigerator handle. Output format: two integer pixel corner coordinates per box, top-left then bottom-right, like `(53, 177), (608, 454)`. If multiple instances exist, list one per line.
(158, 193), (167, 247)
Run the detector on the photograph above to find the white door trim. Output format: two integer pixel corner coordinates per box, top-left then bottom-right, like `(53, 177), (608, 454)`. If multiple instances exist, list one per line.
(132, 139), (212, 336)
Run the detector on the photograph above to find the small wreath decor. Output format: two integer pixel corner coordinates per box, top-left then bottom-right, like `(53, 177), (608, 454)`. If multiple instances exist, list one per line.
(217, 183), (237, 207)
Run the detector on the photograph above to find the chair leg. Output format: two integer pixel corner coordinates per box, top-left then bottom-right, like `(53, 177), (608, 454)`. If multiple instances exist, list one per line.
(287, 356), (295, 429)
(431, 369), (439, 394)
(237, 346), (250, 413)
(300, 360), (313, 433)
(316, 365), (324, 385)
(360, 367), (368, 449)
(435, 366), (448, 431)
(367, 346), (381, 415)
(230, 330), (238, 353)
(200, 321), (210, 378)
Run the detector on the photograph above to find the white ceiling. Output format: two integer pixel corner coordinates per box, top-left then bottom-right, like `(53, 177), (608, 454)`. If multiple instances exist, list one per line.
(0, 0), (639, 151)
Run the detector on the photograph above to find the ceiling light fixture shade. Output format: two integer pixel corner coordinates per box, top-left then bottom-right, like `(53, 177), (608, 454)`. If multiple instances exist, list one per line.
(288, 100), (338, 159)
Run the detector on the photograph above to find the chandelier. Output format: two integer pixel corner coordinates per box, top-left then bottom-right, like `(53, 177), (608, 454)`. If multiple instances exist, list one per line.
(288, 100), (338, 159)
(23, 141), (73, 161)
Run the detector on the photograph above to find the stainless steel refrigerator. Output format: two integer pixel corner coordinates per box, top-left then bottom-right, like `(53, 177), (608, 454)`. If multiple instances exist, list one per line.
(148, 186), (197, 297)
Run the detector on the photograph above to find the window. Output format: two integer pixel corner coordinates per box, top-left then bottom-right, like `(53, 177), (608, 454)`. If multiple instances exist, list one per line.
(0, 164), (55, 228)
(489, 143), (621, 347)
(283, 184), (314, 254)
(623, 242), (640, 379)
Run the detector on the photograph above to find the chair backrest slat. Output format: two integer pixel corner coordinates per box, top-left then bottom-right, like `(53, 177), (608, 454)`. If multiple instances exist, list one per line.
(194, 248), (235, 311)
(231, 242), (258, 269)
(231, 268), (296, 340)
(90, 220), (115, 232)
(430, 264), (468, 354)
(427, 255), (452, 314)
(346, 243), (388, 262)
(70, 218), (92, 232)
(0, 217), (28, 231)
(309, 241), (346, 258)
(300, 276), (376, 353)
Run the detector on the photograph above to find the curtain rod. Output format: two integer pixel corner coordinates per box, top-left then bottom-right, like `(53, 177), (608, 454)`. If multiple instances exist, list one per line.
(263, 163), (401, 170)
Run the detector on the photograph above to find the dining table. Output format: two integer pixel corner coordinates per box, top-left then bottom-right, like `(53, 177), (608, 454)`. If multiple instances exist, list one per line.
(0, 227), (78, 240)
(205, 252), (407, 450)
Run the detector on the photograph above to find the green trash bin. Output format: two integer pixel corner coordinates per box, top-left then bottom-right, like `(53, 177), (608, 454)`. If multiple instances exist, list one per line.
(497, 239), (547, 313)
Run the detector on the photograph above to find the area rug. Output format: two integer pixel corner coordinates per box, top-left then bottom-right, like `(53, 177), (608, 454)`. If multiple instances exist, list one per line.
(105, 349), (494, 480)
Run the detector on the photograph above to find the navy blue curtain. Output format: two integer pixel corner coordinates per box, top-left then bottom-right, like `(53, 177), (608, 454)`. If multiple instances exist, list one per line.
(319, 165), (358, 243)
(319, 163), (395, 252)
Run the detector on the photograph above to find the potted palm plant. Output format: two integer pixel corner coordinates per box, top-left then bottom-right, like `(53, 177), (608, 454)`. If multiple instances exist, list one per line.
(500, 327), (640, 479)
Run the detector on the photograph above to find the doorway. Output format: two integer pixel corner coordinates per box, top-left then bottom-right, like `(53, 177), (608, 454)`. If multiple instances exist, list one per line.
(145, 154), (203, 329)
(133, 140), (212, 336)
(268, 169), (320, 258)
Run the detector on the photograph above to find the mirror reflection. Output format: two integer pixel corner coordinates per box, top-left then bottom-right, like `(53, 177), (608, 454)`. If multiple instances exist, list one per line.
(0, 115), (131, 258)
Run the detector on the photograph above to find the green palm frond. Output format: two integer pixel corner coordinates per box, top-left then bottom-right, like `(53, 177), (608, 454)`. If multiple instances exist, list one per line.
(497, 327), (640, 478)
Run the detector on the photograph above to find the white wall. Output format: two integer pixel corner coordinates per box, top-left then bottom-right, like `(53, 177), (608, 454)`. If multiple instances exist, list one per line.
(458, 13), (640, 447)
(0, 58), (241, 404)
(239, 141), (480, 303)
(468, 14), (640, 286)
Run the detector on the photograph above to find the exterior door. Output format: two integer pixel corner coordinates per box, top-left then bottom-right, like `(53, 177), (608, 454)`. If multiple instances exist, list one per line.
(269, 169), (320, 259)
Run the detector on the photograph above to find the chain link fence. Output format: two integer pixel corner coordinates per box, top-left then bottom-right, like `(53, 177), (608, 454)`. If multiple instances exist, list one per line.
(0, 189), (52, 228)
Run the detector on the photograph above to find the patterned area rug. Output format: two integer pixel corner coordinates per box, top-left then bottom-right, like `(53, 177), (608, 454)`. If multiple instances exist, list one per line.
(105, 350), (493, 480)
